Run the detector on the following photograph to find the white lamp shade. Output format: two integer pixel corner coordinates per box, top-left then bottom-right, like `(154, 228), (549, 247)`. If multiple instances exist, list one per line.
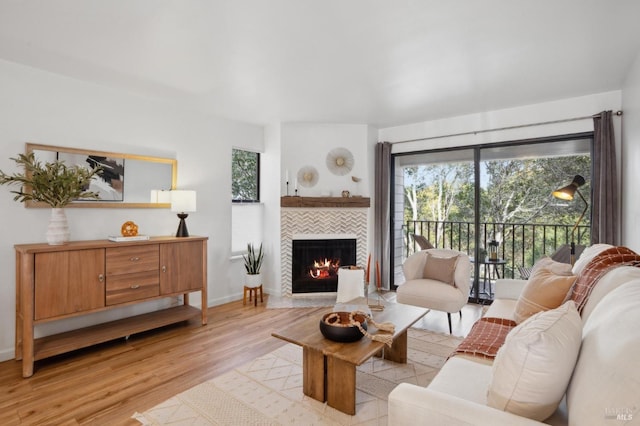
(171, 190), (197, 213)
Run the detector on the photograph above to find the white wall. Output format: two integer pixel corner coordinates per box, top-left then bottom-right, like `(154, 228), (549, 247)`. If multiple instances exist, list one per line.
(262, 122), (282, 296)
(281, 124), (371, 198)
(621, 50), (640, 252)
(380, 91), (622, 152)
(275, 123), (375, 292)
(0, 60), (263, 361)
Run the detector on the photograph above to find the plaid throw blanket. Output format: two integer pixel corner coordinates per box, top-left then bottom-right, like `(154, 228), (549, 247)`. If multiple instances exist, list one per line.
(453, 317), (517, 359)
(570, 246), (640, 313)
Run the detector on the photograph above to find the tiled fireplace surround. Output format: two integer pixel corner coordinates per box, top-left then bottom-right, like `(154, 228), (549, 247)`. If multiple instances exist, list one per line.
(281, 207), (368, 296)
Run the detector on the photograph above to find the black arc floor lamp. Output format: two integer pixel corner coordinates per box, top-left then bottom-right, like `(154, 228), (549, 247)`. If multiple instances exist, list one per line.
(552, 175), (588, 265)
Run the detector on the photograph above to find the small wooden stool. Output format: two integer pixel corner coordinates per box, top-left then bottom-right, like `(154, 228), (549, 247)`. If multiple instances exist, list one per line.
(243, 284), (263, 306)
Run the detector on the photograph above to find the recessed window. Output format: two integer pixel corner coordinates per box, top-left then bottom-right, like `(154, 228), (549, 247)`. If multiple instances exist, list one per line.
(232, 149), (260, 202)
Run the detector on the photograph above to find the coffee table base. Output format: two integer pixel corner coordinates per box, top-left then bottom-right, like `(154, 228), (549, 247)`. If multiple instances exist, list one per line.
(302, 328), (410, 415)
(303, 347), (325, 402)
(272, 299), (428, 416)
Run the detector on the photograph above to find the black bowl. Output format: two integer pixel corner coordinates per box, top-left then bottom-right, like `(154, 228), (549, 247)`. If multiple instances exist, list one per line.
(319, 312), (368, 342)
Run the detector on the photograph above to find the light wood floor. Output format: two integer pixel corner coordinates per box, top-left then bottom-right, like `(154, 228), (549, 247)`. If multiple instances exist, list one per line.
(0, 296), (483, 425)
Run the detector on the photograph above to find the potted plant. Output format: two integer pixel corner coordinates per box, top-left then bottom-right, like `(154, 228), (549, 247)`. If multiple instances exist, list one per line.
(243, 242), (264, 287)
(0, 152), (102, 244)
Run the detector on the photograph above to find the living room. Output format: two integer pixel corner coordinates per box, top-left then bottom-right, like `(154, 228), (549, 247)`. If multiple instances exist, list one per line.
(1, 1), (640, 424)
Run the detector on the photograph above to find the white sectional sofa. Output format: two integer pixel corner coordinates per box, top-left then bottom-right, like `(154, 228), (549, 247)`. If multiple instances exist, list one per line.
(389, 247), (640, 425)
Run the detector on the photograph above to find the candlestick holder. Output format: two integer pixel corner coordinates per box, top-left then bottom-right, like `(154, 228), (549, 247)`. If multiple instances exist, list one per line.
(286, 181), (289, 196)
(295, 188), (298, 196)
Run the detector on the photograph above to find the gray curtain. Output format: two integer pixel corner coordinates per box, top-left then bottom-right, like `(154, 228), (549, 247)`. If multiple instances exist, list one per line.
(591, 110), (619, 245)
(374, 142), (392, 290)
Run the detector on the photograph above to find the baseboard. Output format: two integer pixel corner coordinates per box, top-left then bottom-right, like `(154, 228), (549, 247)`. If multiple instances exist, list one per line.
(207, 293), (244, 306)
(0, 347), (15, 363)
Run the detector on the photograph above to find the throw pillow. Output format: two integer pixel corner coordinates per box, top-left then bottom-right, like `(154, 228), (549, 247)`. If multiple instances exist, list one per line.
(423, 253), (458, 287)
(513, 261), (577, 324)
(487, 301), (582, 421)
(529, 256), (572, 277)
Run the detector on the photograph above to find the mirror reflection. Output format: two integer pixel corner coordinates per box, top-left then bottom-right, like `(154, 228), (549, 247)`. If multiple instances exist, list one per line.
(26, 143), (177, 208)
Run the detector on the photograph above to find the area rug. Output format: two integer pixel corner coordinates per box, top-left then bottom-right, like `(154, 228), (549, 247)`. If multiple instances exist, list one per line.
(265, 295), (338, 309)
(266, 292), (396, 309)
(132, 328), (462, 425)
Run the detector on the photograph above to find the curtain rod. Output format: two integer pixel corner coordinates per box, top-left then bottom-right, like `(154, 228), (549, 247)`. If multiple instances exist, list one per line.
(391, 110), (623, 145)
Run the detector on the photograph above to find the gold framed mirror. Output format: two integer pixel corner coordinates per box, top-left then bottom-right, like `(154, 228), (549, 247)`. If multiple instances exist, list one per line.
(26, 143), (177, 208)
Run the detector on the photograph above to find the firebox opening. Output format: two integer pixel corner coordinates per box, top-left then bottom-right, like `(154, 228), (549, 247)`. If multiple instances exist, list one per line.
(292, 238), (356, 293)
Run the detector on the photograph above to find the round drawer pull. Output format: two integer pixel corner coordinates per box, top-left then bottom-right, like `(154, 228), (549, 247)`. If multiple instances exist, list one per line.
(130, 257), (140, 262)
(130, 284), (141, 289)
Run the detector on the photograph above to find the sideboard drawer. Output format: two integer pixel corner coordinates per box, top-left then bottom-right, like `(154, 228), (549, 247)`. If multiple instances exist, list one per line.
(106, 270), (160, 305)
(106, 245), (159, 275)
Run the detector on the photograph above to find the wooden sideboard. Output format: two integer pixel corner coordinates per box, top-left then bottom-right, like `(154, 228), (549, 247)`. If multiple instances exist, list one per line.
(15, 236), (208, 377)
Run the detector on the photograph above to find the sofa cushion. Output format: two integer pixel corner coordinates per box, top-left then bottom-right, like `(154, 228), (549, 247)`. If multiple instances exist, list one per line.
(571, 243), (612, 275)
(513, 261), (576, 324)
(570, 246), (640, 313)
(580, 265), (640, 323)
(428, 356), (493, 405)
(567, 280), (640, 426)
(423, 253), (458, 286)
(487, 301), (582, 421)
(484, 298), (517, 321)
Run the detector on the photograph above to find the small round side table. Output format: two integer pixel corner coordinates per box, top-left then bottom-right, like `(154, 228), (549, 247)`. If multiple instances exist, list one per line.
(243, 284), (263, 306)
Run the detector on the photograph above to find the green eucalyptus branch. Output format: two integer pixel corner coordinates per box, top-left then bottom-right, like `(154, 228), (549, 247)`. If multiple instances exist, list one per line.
(0, 152), (103, 208)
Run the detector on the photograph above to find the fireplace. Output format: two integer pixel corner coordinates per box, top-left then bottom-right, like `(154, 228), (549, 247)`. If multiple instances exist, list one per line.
(281, 208), (368, 296)
(292, 238), (357, 293)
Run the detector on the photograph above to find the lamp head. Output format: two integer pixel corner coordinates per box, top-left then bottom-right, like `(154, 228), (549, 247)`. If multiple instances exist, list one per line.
(552, 175), (585, 201)
(171, 190), (197, 213)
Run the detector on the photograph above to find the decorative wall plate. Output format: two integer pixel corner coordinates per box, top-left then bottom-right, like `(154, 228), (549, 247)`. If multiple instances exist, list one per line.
(297, 165), (319, 188)
(326, 147), (354, 176)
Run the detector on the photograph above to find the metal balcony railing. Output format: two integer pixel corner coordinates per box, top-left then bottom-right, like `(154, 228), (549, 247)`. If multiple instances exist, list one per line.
(404, 219), (590, 281)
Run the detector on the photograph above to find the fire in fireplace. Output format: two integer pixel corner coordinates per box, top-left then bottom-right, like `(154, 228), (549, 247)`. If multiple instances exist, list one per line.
(292, 238), (356, 293)
(309, 258), (341, 279)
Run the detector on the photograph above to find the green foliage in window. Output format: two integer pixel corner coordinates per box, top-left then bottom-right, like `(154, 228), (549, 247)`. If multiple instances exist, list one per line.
(232, 149), (259, 202)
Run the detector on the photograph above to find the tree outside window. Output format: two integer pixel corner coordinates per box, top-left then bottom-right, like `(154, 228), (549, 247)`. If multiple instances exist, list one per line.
(232, 149), (260, 202)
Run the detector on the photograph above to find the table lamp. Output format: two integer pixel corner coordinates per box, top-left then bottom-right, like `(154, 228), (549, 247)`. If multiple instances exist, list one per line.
(552, 175), (588, 265)
(171, 190), (196, 237)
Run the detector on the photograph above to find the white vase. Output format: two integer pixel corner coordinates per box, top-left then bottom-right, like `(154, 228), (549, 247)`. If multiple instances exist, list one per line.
(46, 208), (70, 245)
(245, 273), (262, 287)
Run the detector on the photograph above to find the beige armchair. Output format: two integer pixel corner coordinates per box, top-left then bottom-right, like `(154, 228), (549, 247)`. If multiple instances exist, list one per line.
(396, 248), (471, 333)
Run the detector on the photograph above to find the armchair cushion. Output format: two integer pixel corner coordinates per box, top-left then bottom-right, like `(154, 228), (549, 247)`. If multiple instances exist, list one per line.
(398, 249), (471, 316)
(487, 301), (582, 421)
(423, 253), (459, 286)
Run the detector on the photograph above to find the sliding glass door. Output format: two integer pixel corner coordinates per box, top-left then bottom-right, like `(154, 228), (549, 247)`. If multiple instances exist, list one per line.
(392, 134), (592, 304)
(392, 148), (476, 293)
